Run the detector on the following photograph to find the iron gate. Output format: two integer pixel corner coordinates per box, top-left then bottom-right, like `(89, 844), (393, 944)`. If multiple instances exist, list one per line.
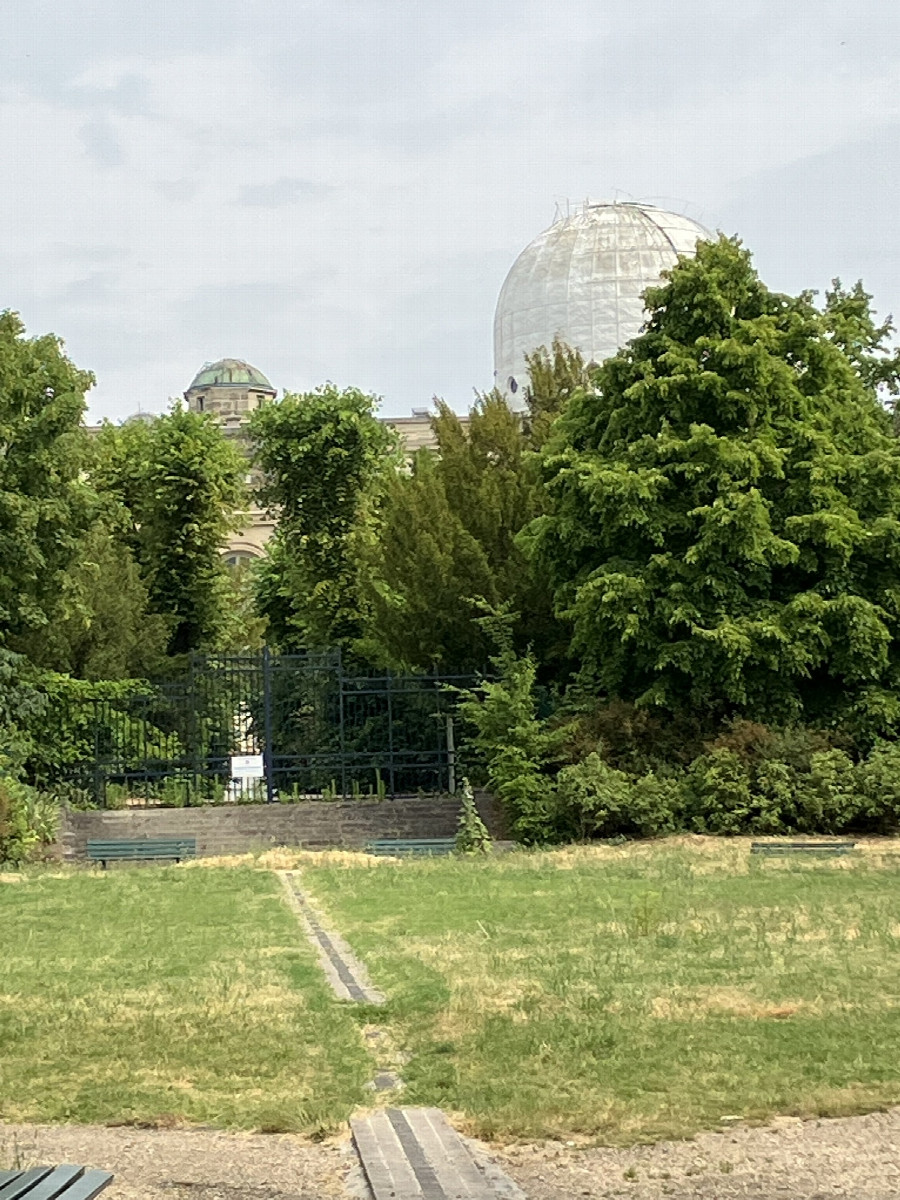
(47, 650), (475, 807)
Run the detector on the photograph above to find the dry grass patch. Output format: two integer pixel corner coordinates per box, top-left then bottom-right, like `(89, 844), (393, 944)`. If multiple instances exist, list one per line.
(0, 866), (371, 1133)
(301, 839), (900, 1143)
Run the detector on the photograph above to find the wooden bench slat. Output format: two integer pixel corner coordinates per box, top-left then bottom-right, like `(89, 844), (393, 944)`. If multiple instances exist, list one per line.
(0, 1169), (55, 1200)
(41, 1172), (112, 1200)
(19, 1168), (86, 1200)
(0, 1170), (113, 1200)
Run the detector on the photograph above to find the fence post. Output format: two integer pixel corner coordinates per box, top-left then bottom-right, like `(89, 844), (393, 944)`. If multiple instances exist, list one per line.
(263, 646), (275, 802)
(337, 652), (347, 799)
(387, 672), (396, 798)
(446, 714), (456, 796)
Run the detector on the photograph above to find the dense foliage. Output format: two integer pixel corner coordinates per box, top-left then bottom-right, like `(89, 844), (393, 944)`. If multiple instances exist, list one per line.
(250, 385), (399, 656)
(0, 311), (94, 640)
(361, 393), (565, 671)
(527, 237), (900, 739)
(93, 409), (247, 656)
(8, 236), (900, 853)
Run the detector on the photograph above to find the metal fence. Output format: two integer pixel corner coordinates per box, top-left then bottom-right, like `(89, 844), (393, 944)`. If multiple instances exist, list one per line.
(50, 650), (477, 807)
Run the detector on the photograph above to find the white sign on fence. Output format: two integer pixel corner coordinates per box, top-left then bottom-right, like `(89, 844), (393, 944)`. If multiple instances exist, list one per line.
(230, 754), (265, 779)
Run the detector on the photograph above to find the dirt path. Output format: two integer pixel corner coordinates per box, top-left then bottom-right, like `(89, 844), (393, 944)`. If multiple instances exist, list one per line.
(492, 1107), (900, 1199)
(0, 1123), (358, 1200)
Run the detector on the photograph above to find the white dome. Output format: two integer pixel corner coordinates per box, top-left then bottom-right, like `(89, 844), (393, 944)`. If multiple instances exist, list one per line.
(493, 202), (712, 409)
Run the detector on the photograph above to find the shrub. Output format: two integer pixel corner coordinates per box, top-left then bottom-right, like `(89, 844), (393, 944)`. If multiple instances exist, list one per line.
(682, 749), (756, 835)
(0, 775), (58, 865)
(792, 749), (860, 833)
(457, 626), (571, 843)
(556, 753), (680, 840)
(856, 741), (900, 833)
(0, 777), (33, 864)
(455, 778), (492, 854)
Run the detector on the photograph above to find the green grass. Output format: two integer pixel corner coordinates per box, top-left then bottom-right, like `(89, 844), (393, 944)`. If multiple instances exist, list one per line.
(300, 840), (900, 1143)
(0, 867), (370, 1134)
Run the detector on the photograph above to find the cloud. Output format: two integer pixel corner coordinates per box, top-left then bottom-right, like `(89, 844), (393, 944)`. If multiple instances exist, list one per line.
(0, 0), (898, 423)
(236, 177), (331, 207)
(79, 117), (124, 166)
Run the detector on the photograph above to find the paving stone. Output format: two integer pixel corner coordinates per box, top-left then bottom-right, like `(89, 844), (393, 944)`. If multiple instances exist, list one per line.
(278, 871), (385, 1004)
(351, 1108), (525, 1200)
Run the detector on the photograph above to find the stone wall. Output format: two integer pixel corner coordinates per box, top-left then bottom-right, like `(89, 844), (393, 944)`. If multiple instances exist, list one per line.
(59, 793), (505, 860)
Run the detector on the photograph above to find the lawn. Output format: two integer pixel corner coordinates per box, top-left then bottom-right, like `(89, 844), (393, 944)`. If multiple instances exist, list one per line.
(0, 866), (370, 1134)
(3, 842), (900, 1147)
(301, 839), (900, 1143)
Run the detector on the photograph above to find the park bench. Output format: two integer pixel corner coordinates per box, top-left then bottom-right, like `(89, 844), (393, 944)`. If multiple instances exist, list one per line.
(86, 837), (196, 868)
(750, 841), (856, 857)
(0, 1166), (113, 1200)
(366, 837), (457, 857)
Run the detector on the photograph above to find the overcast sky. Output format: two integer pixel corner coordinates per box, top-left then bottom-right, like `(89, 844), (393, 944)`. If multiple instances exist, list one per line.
(2, 1), (899, 421)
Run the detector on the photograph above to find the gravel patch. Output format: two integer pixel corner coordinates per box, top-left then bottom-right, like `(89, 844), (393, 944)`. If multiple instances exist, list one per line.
(491, 1107), (900, 1199)
(4, 1108), (900, 1199)
(0, 1123), (356, 1200)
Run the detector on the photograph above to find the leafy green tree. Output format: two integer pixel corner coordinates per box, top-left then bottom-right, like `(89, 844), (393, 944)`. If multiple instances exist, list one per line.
(818, 279), (900, 401)
(94, 409), (246, 656)
(523, 336), (589, 448)
(362, 393), (567, 673)
(0, 311), (95, 641)
(360, 449), (498, 670)
(11, 521), (171, 680)
(526, 236), (900, 737)
(250, 384), (399, 655)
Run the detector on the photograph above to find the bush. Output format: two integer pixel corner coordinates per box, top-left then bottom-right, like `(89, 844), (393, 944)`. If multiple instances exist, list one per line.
(457, 626), (571, 843)
(462, 645), (900, 842)
(0, 777), (33, 864)
(556, 753), (680, 840)
(455, 778), (492, 854)
(856, 741), (900, 833)
(0, 775), (58, 865)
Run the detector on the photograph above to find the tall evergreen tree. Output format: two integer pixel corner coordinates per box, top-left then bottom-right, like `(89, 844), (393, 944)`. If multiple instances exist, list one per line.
(362, 392), (568, 673)
(526, 236), (900, 736)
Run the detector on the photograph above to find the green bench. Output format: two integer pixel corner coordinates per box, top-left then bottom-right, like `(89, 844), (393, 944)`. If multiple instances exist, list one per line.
(0, 1165), (113, 1200)
(86, 837), (197, 868)
(366, 838), (457, 857)
(750, 841), (856, 857)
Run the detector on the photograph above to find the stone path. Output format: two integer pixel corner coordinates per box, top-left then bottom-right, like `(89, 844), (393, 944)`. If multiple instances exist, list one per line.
(278, 870), (385, 1004)
(351, 1108), (525, 1200)
(277, 870), (525, 1199)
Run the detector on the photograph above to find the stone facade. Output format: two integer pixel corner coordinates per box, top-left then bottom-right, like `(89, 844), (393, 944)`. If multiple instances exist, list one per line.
(59, 793), (505, 860)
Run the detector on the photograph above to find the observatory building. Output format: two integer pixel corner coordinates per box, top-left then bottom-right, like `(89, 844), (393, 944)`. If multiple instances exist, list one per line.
(494, 201), (712, 407)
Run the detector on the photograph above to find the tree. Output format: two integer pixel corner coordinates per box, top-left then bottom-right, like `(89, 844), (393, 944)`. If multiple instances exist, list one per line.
(360, 448), (498, 670)
(819, 279), (900, 401)
(361, 393), (568, 673)
(523, 336), (590, 449)
(93, 408), (246, 656)
(250, 384), (399, 655)
(10, 520), (171, 680)
(0, 311), (95, 642)
(526, 237), (900, 737)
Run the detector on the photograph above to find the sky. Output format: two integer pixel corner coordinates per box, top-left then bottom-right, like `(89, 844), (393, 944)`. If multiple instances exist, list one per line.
(2, 0), (899, 422)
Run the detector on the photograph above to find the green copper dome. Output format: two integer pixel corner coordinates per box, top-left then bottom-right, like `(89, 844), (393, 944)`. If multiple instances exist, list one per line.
(188, 358), (275, 391)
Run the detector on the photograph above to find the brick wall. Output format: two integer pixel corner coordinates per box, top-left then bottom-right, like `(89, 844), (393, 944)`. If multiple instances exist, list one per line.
(59, 793), (505, 860)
